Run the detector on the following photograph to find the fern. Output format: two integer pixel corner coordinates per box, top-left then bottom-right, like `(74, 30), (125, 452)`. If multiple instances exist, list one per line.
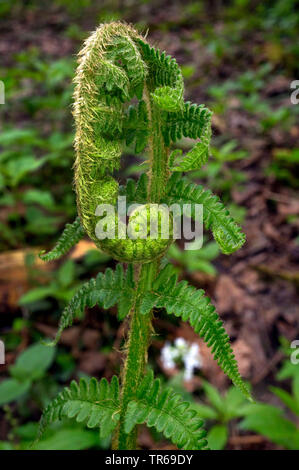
(124, 100), (149, 153)
(39, 217), (85, 261)
(169, 135), (211, 172)
(163, 102), (213, 170)
(168, 107), (212, 172)
(136, 38), (184, 111)
(48, 264), (135, 345)
(165, 174), (246, 254)
(139, 265), (251, 400)
(124, 370), (208, 450)
(38, 22), (252, 450)
(163, 102), (211, 142)
(37, 376), (120, 440)
(107, 35), (146, 98)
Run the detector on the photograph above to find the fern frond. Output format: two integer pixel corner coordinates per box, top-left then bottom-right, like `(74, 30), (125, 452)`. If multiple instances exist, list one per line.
(124, 100), (149, 153)
(140, 265), (251, 400)
(165, 174), (245, 254)
(163, 101), (212, 146)
(136, 38), (184, 111)
(106, 35), (147, 98)
(166, 103), (212, 171)
(39, 217), (85, 262)
(49, 264), (135, 345)
(37, 376), (120, 441)
(169, 137), (211, 172)
(152, 86), (183, 112)
(124, 370), (208, 450)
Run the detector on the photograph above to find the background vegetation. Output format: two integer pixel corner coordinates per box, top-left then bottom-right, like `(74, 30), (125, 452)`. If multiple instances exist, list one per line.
(0, 0), (298, 450)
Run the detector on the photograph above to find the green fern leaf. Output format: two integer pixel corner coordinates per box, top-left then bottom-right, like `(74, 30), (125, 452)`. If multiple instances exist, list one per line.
(136, 38), (182, 89)
(48, 264), (135, 345)
(139, 265), (251, 400)
(37, 376), (120, 441)
(165, 174), (245, 254)
(167, 103), (212, 171)
(152, 86), (183, 112)
(163, 101), (212, 147)
(169, 138), (210, 172)
(107, 35), (146, 98)
(39, 217), (85, 262)
(124, 370), (208, 450)
(124, 100), (149, 153)
(136, 38), (184, 111)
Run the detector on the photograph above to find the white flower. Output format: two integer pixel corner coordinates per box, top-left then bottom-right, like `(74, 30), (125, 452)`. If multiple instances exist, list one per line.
(161, 342), (176, 369)
(174, 337), (187, 349)
(183, 343), (202, 381)
(161, 337), (202, 380)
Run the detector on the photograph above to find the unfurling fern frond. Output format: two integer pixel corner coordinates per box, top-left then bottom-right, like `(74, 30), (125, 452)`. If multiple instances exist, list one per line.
(162, 102), (212, 172)
(37, 376), (120, 441)
(39, 217), (85, 261)
(48, 264), (135, 345)
(136, 38), (184, 112)
(139, 265), (251, 400)
(38, 22), (251, 450)
(163, 101), (212, 143)
(73, 24), (178, 264)
(124, 370), (208, 450)
(165, 174), (245, 254)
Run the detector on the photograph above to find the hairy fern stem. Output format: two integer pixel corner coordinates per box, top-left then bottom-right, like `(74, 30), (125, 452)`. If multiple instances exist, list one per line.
(115, 89), (170, 449)
(115, 262), (156, 449)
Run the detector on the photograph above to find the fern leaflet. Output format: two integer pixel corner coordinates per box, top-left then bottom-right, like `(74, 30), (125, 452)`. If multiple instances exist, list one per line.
(37, 376), (120, 441)
(48, 264), (135, 345)
(139, 265), (251, 400)
(136, 38), (184, 111)
(163, 102), (211, 143)
(165, 174), (245, 254)
(39, 217), (85, 262)
(124, 100), (149, 153)
(124, 370), (208, 450)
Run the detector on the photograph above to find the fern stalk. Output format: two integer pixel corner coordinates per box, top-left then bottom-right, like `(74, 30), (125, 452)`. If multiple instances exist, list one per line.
(116, 87), (171, 448)
(115, 262), (156, 449)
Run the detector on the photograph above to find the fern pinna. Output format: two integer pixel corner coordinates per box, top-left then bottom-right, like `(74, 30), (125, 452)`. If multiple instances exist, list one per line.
(38, 21), (251, 451)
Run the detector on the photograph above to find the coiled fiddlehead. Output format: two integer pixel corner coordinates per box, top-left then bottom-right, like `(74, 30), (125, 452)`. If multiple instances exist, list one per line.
(73, 22), (183, 263)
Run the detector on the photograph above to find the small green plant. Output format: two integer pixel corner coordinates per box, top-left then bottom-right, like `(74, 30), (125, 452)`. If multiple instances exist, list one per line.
(36, 22), (251, 450)
(240, 340), (299, 450)
(266, 148), (299, 188)
(195, 381), (248, 450)
(168, 239), (219, 276)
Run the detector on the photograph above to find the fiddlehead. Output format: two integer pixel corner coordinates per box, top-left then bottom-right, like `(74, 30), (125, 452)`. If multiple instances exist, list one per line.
(73, 22), (183, 263)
